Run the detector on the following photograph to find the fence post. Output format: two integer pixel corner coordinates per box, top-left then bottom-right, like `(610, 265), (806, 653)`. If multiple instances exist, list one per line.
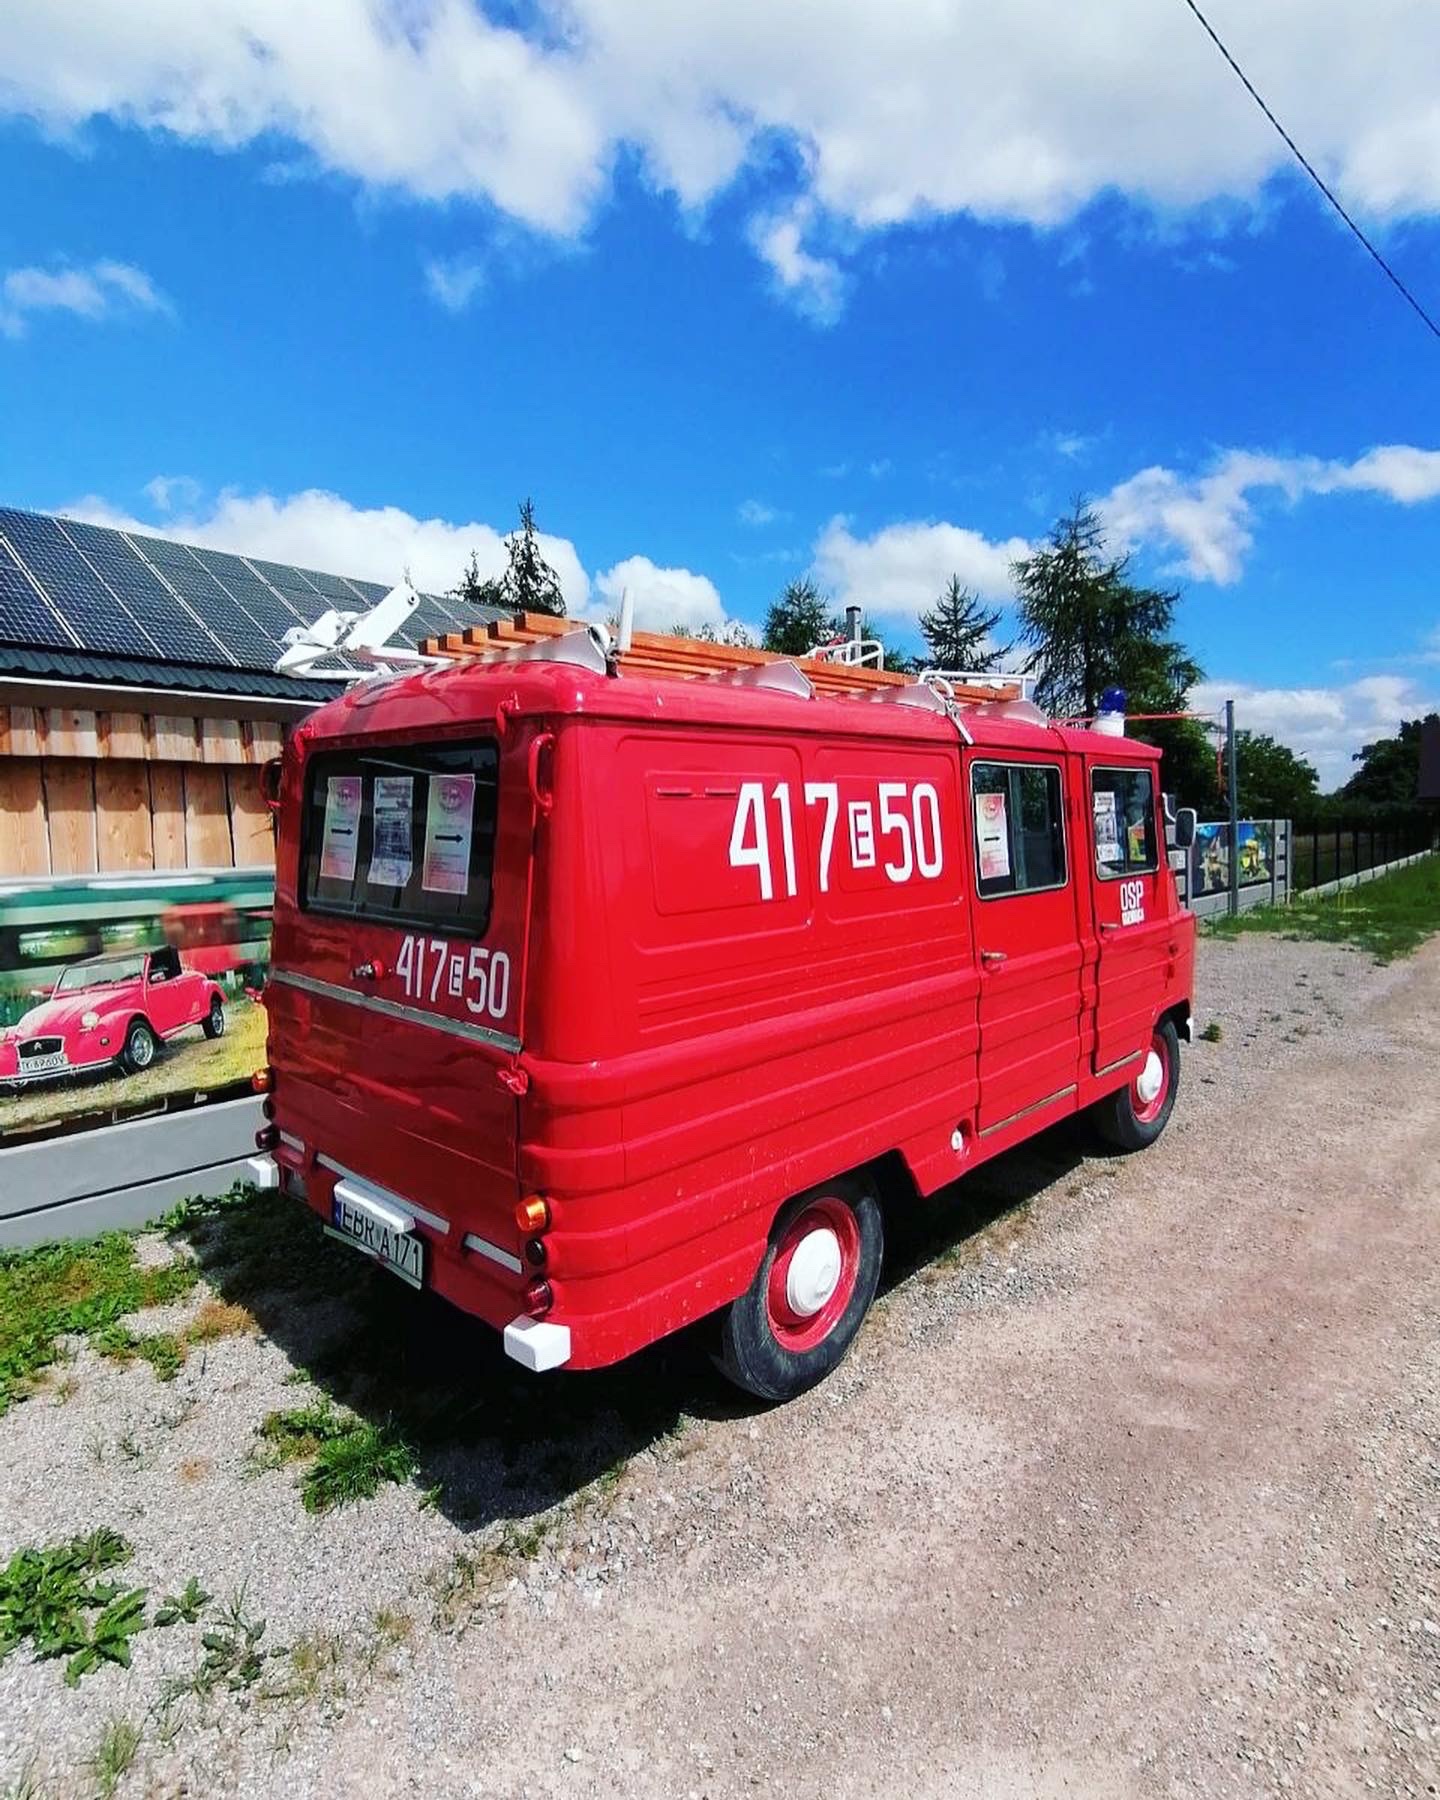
(1226, 699), (1240, 918)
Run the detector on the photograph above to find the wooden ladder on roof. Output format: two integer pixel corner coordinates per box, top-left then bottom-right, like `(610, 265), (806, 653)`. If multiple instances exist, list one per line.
(420, 612), (1024, 706)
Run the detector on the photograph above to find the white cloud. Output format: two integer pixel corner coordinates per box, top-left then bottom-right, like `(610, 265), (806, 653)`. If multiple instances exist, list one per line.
(10, 0), (1440, 327)
(747, 201), (846, 325)
(592, 554), (747, 638)
(811, 515), (1029, 619)
(1192, 673), (1439, 789)
(0, 258), (170, 338)
(143, 473), (202, 513)
(1102, 443), (1440, 584)
(68, 485), (590, 608)
(737, 499), (779, 527)
(423, 255), (487, 312)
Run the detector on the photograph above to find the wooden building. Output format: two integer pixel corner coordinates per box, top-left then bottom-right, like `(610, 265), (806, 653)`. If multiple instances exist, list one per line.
(0, 506), (501, 880)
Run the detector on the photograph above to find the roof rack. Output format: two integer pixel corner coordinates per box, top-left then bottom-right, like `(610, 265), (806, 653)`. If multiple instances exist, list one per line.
(416, 613), (1032, 714)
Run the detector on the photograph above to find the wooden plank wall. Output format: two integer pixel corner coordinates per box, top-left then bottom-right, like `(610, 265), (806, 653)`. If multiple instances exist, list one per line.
(0, 706), (286, 878)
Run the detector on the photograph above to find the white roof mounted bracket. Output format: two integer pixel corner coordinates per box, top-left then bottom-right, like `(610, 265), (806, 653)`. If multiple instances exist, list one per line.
(274, 580), (441, 682)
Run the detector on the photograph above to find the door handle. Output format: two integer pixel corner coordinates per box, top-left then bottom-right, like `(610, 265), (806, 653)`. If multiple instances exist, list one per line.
(350, 960), (385, 982)
(980, 949), (1008, 965)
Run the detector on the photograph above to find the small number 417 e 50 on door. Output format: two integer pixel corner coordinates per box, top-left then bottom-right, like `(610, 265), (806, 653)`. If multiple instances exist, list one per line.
(251, 620), (1197, 1402)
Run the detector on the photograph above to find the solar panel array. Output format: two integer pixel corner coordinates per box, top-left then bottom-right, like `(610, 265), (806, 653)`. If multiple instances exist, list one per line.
(0, 506), (488, 673)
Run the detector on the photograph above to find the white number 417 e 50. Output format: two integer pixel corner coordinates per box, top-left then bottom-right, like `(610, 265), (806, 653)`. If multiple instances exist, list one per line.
(728, 780), (943, 902)
(393, 933), (511, 1022)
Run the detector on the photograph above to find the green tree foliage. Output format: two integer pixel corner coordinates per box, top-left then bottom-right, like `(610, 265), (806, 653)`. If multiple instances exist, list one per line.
(1235, 730), (1320, 818)
(1014, 501), (1206, 801)
(449, 550), (506, 610)
(500, 497), (566, 617)
(1341, 717), (1425, 805)
(761, 578), (839, 656)
(918, 575), (1009, 671)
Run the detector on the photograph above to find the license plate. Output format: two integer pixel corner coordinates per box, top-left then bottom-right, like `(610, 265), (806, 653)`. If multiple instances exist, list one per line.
(325, 1193), (425, 1289)
(19, 1052), (65, 1074)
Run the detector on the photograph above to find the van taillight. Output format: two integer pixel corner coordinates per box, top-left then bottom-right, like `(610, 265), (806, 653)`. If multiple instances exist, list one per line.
(515, 1195), (550, 1234)
(255, 1125), (279, 1151)
(523, 1277), (554, 1318)
(252, 1067), (274, 1094)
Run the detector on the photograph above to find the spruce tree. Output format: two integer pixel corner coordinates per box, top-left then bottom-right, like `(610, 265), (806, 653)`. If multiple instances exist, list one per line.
(918, 575), (1009, 671)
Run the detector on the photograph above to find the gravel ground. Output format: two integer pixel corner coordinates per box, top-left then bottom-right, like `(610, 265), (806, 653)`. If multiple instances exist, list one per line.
(1, 931), (1437, 1799)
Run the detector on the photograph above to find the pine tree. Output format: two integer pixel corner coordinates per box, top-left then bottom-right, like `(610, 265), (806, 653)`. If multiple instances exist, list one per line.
(761, 578), (838, 656)
(500, 498), (566, 617)
(450, 550), (506, 609)
(1013, 502), (1200, 719)
(1014, 500), (1207, 802)
(918, 575), (1009, 671)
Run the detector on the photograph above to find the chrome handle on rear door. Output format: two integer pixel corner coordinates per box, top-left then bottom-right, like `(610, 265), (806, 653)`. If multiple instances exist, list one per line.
(351, 960), (383, 981)
(980, 949), (1008, 964)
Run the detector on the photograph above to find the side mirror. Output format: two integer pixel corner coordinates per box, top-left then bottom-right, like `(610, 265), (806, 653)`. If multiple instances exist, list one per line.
(1172, 807), (1197, 851)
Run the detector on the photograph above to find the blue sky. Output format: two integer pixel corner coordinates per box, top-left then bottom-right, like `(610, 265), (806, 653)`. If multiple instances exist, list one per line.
(3, 1), (1439, 785)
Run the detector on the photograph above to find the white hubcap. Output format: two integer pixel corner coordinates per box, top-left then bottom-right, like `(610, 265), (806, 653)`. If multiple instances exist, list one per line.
(785, 1227), (843, 1317)
(1136, 1050), (1164, 1104)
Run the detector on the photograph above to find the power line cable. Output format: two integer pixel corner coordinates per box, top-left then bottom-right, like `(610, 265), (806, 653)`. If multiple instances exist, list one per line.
(1176, 0), (1440, 345)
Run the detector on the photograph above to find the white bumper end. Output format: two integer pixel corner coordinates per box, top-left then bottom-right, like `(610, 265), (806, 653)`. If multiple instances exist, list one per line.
(503, 1317), (572, 1373)
(245, 1153), (280, 1191)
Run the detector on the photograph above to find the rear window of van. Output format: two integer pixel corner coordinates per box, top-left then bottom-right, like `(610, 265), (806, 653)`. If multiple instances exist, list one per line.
(301, 742), (499, 936)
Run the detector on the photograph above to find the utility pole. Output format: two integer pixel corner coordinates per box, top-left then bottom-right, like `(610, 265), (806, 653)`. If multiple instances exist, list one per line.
(1226, 697), (1240, 918)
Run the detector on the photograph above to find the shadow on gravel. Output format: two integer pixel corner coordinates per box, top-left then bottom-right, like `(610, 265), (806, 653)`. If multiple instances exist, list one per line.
(879, 1115), (1091, 1295)
(168, 1187), (742, 1532)
(170, 1120), (1095, 1528)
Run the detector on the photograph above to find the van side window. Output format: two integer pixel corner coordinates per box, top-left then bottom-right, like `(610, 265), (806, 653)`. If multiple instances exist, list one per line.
(301, 742), (500, 937)
(971, 762), (1067, 898)
(1091, 767), (1158, 878)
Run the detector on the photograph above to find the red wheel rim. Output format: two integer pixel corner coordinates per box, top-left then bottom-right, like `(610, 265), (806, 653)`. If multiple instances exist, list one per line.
(1132, 1030), (1171, 1125)
(765, 1198), (861, 1354)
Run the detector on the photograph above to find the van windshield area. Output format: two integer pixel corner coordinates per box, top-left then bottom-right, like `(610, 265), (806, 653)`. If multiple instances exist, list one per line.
(301, 742), (500, 937)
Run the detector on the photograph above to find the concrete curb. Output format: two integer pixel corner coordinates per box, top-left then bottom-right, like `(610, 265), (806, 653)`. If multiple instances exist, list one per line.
(0, 1094), (263, 1248)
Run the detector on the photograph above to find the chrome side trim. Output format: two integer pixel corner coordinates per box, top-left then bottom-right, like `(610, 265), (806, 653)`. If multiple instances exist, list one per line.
(316, 1154), (450, 1235)
(1095, 1050), (1143, 1078)
(979, 1083), (1078, 1139)
(464, 1232), (524, 1275)
(269, 968), (522, 1055)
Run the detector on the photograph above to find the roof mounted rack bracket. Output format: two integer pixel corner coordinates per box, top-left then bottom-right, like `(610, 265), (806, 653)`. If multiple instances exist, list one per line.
(704, 659), (814, 700)
(484, 624), (610, 676)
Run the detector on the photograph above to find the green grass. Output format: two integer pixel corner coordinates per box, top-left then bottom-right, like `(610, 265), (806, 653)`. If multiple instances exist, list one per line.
(0, 1529), (147, 1687)
(91, 1717), (141, 1799)
(0, 1234), (198, 1415)
(1207, 853), (1440, 963)
(0, 994), (267, 1139)
(253, 1402), (417, 1513)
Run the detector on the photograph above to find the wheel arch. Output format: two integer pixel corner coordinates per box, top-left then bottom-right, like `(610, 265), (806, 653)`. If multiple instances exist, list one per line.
(1161, 998), (1193, 1044)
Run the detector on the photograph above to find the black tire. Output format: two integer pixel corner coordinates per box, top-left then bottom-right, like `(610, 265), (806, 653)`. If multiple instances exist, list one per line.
(717, 1175), (884, 1403)
(1092, 1017), (1181, 1152)
(119, 1018), (159, 1075)
(202, 996), (226, 1039)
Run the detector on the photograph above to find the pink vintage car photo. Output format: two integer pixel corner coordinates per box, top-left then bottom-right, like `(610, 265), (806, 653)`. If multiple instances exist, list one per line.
(0, 948), (227, 1092)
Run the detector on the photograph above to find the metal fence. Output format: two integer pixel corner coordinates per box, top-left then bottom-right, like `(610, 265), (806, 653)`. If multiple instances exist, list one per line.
(1289, 814), (1436, 895)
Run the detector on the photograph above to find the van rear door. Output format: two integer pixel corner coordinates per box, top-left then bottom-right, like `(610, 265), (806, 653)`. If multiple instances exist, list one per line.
(268, 733), (529, 1261)
(1085, 760), (1174, 1075)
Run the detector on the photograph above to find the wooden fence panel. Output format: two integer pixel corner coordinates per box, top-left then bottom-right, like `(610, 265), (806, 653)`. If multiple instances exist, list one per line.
(148, 765), (187, 871)
(183, 767), (234, 868)
(228, 768), (275, 867)
(0, 759), (52, 876)
(94, 762), (156, 872)
(42, 762), (98, 874)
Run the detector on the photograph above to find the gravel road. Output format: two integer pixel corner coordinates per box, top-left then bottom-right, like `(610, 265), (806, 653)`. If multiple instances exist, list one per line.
(2, 932), (1438, 1800)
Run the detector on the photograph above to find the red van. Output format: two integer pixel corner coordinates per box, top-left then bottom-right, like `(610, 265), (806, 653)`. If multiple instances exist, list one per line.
(253, 624), (1195, 1400)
